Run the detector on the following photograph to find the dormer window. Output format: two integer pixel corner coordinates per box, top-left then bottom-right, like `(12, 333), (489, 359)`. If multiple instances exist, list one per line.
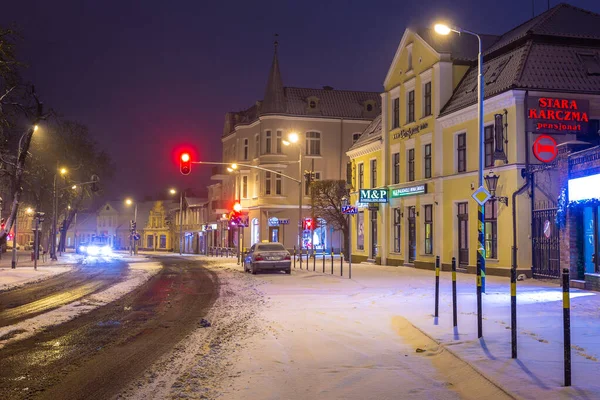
(367, 104), (373, 112)
(363, 100), (376, 116)
(306, 96), (320, 113)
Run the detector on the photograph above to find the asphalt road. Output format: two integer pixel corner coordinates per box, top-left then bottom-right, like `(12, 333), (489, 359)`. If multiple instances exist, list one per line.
(0, 256), (219, 400)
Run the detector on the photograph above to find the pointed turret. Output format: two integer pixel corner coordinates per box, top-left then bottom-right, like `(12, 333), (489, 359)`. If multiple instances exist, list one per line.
(261, 36), (286, 114)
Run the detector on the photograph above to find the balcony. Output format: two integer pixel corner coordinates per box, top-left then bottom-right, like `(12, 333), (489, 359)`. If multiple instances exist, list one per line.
(211, 165), (228, 180)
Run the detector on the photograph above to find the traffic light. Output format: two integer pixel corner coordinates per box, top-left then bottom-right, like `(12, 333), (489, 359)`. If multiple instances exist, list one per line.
(303, 218), (313, 230)
(229, 201), (242, 226)
(180, 153), (191, 175)
(233, 201), (242, 213)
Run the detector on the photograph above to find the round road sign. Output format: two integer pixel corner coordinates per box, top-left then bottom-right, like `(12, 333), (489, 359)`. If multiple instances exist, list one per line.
(543, 220), (552, 239)
(533, 135), (558, 163)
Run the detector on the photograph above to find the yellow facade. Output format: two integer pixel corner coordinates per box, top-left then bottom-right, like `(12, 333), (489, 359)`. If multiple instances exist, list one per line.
(348, 28), (532, 275)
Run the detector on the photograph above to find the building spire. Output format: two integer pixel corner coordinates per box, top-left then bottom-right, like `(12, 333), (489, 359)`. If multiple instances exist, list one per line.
(262, 34), (286, 114)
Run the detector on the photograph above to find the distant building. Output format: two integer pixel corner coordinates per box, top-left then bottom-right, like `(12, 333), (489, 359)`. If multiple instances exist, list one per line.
(211, 41), (381, 252)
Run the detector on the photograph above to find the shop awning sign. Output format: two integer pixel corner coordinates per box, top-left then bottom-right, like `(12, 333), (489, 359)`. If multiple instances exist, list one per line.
(390, 184), (427, 198)
(359, 189), (388, 203)
(268, 217), (289, 226)
(532, 135), (558, 163)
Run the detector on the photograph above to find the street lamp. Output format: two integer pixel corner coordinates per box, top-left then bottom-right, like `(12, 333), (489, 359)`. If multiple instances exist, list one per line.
(435, 21), (486, 337)
(484, 171), (509, 205)
(283, 132), (303, 257)
(169, 188), (185, 255)
(125, 198), (138, 255)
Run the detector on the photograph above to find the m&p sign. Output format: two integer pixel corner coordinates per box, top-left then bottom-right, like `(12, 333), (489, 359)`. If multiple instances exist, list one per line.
(359, 189), (388, 203)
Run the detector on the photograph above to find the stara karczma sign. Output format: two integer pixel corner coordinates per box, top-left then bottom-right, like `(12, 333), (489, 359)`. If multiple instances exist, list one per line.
(527, 97), (590, 134)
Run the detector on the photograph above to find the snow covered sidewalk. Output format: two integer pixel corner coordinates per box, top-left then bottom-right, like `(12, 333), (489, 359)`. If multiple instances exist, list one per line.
(0, 252), (81, 292)
(182, 256), (599, 399)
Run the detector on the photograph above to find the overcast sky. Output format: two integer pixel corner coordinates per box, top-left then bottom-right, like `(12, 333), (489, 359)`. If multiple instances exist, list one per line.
(2, 0), (600, 199)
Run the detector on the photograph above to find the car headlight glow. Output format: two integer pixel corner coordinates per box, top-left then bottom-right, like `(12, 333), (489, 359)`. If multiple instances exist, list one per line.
(101, 245), (112, 255)
(79, 245), (87, 253)
(87, 245), (99, 256)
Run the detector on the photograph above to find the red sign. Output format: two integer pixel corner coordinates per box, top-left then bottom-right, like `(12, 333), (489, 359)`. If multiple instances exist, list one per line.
(533, 135), (558, 163)
(527, 97), (589, 134)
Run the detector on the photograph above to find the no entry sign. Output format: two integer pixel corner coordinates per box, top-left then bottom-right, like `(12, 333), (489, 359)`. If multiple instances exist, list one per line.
(533, 135), (558, 163)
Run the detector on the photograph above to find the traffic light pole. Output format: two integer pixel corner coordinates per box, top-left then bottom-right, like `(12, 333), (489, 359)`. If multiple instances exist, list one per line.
(179, 191), (183, 255)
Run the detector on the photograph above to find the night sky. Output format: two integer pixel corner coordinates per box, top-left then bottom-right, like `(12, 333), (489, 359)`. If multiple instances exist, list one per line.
(2, 0), (600, 199)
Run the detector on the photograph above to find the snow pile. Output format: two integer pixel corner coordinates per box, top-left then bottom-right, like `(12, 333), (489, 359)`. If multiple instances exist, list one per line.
(0, 266), (73, 293)
(0, 261), (162, 348)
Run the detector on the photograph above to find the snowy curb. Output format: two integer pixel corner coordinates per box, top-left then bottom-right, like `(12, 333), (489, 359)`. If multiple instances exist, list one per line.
(0, 261), (162, 349)
(0, 265), (76, 293)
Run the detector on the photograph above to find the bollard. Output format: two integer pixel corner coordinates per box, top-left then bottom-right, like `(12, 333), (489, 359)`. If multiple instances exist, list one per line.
(313, 251), (316, 272)
(477, 257), (483, 338)
(300, 248), (303, 270)
(293, 246), (296, 269)
(349, 255), (352, 279)
(322, 251), (325, 273)
(331, 248), (334, 274)
(434, 256), (440, 318)
(511, 264), (517, 359)
(562, 268), (571, 387)
(340, 252), (343, 277)
(452, 257), (457, 328)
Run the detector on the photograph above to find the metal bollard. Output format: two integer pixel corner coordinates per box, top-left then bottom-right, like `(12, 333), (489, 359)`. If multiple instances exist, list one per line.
(349, 254), (351, 279)
(452, 257), (457, 328)
(340, 252), (343, 276)
(562, 268), (571, 387)
(477, 257), (483, 338)
(293, 246), (296, 269)
(313, 251), (316, 271)
(435, 255), (440, 318)
(331, 248), (334, 274)
(511, 263), (517, 359)
(300, 248), (303, 269)
(322, 251), (325, 273)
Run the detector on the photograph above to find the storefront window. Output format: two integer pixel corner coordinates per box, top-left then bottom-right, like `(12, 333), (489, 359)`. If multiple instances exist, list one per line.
(357, 211), (364, 250)
(424, 205), (433, 254)
(394, 208), (401, 253)
(485, 199), (498, 258)
(160, 235), (167, 248)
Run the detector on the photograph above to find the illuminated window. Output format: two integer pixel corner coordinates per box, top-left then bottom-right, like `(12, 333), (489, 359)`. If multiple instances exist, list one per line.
(485, 199), (498, 259)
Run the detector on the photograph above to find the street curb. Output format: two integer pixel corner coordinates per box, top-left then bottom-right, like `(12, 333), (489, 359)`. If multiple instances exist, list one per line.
(407, 319), (521, 400)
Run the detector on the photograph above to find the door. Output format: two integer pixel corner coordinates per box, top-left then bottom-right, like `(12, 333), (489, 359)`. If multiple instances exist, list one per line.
(457, 202), (469, 266)
(269, 227), (279, 243)
(532, 202), (560, 279)
(408, 206), (416, 263)
(370, 210), (378, 259)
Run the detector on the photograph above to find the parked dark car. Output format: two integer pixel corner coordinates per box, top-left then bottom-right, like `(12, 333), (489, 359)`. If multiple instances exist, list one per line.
(244, 242), (291, 275)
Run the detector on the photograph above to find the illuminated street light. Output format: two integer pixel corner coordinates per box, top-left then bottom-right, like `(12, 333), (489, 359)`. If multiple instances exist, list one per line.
(26, 207), (33, 214)
(227, 167), (234, 172)
(34, 125), (39, 132)
(288, 132), (299, 143)
(60, 167), (67, 175)
(434, 23), (453, 35)
(231, 163), (238, 170)
(125, 198), (133, 206)
(170, 188), (176, 195)
(72, 185), (77, 190)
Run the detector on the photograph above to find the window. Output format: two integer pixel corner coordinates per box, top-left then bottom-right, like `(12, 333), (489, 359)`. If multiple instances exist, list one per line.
(160, 235), (167, 249)
(424, 205), (433, 254)
(358, 163), (364, 189)
(357, 211), (364, 250)
(265, 130), (272, 154)
(243, 139), (249, 160)
(305, 172), (321, 195)
(305, 131), (321, 156)
(276, 130), (282, 154)
(579, 53), (600, 75)
(275, 172), (282, 195)
(265, 171), (272, 195)
(392, 98), (400, 129)
(424, 144), (432, 179)
(485, 125), (494, 167)
(457, 133), (466, 173)
(366, 103), (373, 112)
(242, 176), (248, 199)
(309, 100), (317, 109)
(392, 152), (400, 184)
(394, 208), (401, 253)
(407, 90), (415, 123)
(407, 45), (413, 71)
(485, 199), (498, 259)
(371, 159), (377, 188)
(254, 135), (259, 158)
(408, 148), (415, 182)
(353, 133), (361, 144)
(254, 173), (259, 197)
(423, 82), (432, 117)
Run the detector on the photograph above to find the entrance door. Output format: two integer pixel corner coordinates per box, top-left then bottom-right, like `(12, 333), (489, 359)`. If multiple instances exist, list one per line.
(457, 202), (469, 266)
(370, 210), (378, 259)
(532, 202), (560, 279)
(269, 227), (279, 243)
(408, 206), (416, 263)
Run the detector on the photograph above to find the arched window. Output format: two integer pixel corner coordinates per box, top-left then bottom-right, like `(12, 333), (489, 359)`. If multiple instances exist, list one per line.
(251, 218), (260, 245)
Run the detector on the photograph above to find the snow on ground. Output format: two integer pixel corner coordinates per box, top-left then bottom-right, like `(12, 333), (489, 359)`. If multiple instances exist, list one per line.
(0, 253), (81, 292)
(125, 255), (600, 399)
(0, 260), (162, 349)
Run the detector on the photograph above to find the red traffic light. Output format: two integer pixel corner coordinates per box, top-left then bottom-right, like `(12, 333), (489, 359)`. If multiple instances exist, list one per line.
(180, 153), (191, 175)
(233, 202), (242, 213)
(304, 218), (313, 230)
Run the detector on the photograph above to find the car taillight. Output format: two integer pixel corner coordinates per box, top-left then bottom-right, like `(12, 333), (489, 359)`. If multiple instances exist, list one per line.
(255, 254), (264, 261)
(284, 254), (291, 260)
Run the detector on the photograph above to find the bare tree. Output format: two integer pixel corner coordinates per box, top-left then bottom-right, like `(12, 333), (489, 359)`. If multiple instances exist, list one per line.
(310, 180), (350, 258)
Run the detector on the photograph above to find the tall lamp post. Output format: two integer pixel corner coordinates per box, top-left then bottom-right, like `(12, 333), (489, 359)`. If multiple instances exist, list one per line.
(51, 167), (68, 261)
(283, 132), (304, 257)
(125, 198), (138, 255)
(170, 188), (185, 255)
(435, 22), (485, 337)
